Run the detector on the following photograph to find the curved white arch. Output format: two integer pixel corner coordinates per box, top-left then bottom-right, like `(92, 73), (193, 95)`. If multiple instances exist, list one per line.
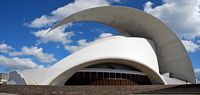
(49, 6), (195, 83)
(40, 36), (165, 85)
(50, 58), (165, 85)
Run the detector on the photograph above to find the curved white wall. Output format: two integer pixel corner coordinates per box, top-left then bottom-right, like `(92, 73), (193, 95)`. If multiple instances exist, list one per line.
(36, 36), (165, 85)
(20, 36), (166, 85)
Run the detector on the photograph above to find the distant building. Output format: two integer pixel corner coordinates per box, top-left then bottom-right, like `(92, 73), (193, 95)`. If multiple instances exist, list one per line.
(0, 73), (9, 84)
(2, 6), (196, 85)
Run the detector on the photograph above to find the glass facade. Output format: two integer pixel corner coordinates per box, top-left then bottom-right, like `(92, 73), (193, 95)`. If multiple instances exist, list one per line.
(65, 71), (151, 85)
(65, 63), (152, 85)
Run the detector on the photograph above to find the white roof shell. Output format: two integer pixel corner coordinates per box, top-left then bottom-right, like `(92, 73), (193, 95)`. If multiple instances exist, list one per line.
(49, 6), (196, 83)
(20, 36), (166, 85)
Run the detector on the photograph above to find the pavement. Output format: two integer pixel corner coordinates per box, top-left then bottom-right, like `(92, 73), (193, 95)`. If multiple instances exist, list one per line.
(0, 84), (199, 95)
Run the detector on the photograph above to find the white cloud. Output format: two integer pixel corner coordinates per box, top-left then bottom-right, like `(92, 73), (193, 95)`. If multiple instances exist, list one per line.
(99, 32), (113, 38)
(27, 0), (118, 54)
(32, 25), (74, 44)
(182, 40), (199, 53)
(64, 39), (90, 53)
(27, 0), (113, 28)
(195, 68), (200, 73)
(0, 55), (43, 71)
(144, 0), (200, 39)
(64, 32), (113, 53)
(77, 39), (90, 46)
(64, 45), (80, 53)
(0, 43), (13, 53)
(144, 0), (200, 53)
(24, 15), (57, 28)
(9, 46), (56, 63)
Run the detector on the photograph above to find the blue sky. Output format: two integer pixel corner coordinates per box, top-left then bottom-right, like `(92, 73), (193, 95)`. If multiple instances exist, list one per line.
(0, 0), (200, 82)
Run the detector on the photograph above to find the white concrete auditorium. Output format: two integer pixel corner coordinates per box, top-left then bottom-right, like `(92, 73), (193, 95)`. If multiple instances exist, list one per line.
(0, 6), (196, 85)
